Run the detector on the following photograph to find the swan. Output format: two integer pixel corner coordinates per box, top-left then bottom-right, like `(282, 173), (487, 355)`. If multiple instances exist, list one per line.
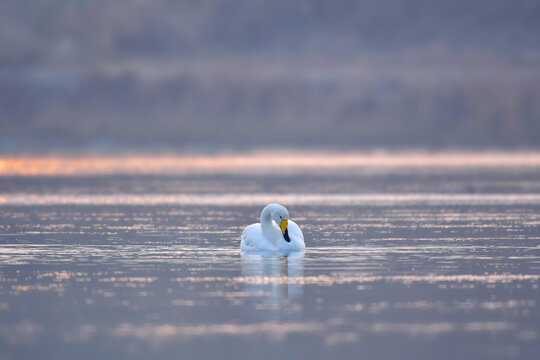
(241, 203), (305, 252)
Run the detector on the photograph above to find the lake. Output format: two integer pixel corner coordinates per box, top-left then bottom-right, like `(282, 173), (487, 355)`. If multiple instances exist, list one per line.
(0, 152), (539, 359)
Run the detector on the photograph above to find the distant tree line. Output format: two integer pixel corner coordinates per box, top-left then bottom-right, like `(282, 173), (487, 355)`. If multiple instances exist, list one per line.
(1, 0), (539, 150)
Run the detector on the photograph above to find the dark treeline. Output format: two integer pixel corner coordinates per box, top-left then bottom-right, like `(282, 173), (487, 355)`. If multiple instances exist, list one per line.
(1, 0), (540, 150)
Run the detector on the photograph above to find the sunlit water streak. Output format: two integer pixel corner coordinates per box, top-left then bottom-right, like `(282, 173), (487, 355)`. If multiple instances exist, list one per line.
(2, 193), (540, 206)
(0, 154), (539, 359)
(2, 152), (540, 176)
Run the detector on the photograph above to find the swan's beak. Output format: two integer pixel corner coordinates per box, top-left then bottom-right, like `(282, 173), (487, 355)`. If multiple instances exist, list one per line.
(280, 219), (291, 242)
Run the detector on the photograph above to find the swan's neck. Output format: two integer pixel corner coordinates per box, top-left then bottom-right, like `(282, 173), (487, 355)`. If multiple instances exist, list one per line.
(260, 207), (281, 248)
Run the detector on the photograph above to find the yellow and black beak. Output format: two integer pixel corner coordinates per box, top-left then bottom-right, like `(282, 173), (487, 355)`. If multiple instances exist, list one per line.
(280, 219), (291, 242)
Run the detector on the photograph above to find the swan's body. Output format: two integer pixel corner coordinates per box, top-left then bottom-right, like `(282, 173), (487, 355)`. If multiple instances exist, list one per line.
(241, 203), (305, 252)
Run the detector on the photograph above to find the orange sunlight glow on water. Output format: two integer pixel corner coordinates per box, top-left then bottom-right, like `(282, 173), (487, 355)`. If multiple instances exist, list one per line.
(1, 151), (540, 176)
(2, 193), (540, 206)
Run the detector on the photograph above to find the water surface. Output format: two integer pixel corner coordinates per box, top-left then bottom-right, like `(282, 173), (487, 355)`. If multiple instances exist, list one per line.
(0, 153), (539, 359)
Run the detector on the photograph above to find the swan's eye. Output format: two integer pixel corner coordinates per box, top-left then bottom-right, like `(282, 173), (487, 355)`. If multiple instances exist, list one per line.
(279, 216), (282, 219)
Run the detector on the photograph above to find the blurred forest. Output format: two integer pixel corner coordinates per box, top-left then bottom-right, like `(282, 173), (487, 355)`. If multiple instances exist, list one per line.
(1, 0), (540, 151)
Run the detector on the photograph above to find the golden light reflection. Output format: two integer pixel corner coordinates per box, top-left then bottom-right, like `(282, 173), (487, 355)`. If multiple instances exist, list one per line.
(173, 273), (540, 286)
(109, 321), (324, 342)
(2, 193), (540, 206)
(1, 151), (540, 176)
(104, 319), (522, 344)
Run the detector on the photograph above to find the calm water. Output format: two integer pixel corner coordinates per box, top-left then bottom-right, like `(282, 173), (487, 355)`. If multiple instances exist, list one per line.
(1, 153), (539, 359)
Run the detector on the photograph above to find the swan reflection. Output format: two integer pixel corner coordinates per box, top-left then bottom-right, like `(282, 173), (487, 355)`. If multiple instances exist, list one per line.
(240, 251), (305, 320)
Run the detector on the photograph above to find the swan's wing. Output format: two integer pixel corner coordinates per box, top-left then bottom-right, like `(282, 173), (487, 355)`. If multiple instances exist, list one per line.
(241, 224), (260, 248)
(241, 223), (274, 251)
(288, 220), (304, 242)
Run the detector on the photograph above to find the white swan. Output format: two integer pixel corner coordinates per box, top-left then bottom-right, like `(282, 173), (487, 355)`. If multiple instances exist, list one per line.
(241, 203), (305, 252)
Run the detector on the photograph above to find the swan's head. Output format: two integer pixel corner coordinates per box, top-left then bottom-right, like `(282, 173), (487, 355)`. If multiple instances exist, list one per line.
(266, 203), (291, 243)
